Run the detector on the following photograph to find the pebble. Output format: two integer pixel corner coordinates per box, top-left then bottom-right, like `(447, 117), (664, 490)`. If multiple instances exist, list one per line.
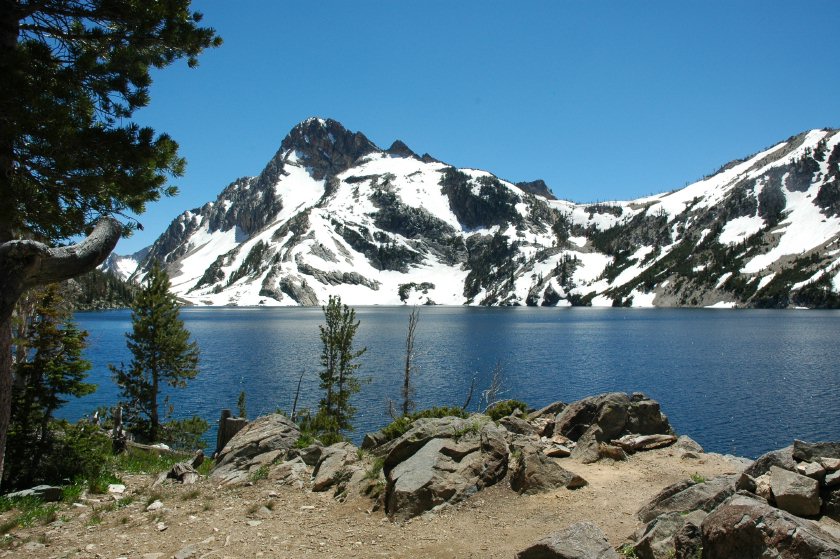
(156, 522), (167, 532)
(141, 554), (164, 559)
(108, 484), (126, 494)
(247, 520), (263, 527)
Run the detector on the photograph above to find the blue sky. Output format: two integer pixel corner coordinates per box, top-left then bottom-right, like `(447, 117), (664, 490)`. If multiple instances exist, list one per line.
(123, 0), (840, 253)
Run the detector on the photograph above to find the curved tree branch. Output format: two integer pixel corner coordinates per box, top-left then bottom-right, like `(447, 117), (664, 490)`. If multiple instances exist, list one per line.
(24, 217), (123, 287)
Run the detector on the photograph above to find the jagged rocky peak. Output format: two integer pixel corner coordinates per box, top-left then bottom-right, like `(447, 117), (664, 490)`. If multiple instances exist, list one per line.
(516, 179), (557, 200)
(279, 117), (379, 180)
(386, 139), (418, 159)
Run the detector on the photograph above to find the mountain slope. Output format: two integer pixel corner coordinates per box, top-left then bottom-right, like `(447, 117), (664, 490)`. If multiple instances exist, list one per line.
(129, 119), (840, 308)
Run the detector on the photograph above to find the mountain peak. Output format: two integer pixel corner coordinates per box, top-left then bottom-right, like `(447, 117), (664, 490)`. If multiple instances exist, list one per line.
(515, 179), (556, 200)
(386, 139), (417, 159)
(279, 118), (379, 180)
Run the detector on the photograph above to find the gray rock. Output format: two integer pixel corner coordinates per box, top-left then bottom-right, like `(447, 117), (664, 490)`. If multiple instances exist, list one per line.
(361, 429), (389, 450)
(312, 442), (358, 492)
(552, 392), (672, 445)
(633, 510), (707, 559)
(672, 519), (703, 559)
(770, 465), (821, 517)
(174, 545), (196, 559)
(570, 425), (603, 464)
(823, 487), (840, 520)
(701, 493), (840, 558)
(821, 457), (840, 472)
(210, 413), (300, 484)
(510, 445), (587, 494)
(673, 435), (704, 453)
(743, 445), (796, 477)
(499, 415), (539, 436)
(735, 472), (757, 494)
(383, 416), (482, 471)
(516, 522), (620, 559)
(528, 400), (566, 421)
(797, 461), (827, 482)
(637, 475), (738, 523)
(5, 484), (62, 502)
(384, 420), (507, 520)
(285, 443), (323, 466)
(826, 470), (840, 488)
(794, 440), (840, 462)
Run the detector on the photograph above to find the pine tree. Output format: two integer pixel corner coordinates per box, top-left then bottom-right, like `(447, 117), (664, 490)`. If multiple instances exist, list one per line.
(0, 0), (219, 487)
(317, 296), (366, 438)
(110, 262), (199, 443)
(5, 285), (94, 488)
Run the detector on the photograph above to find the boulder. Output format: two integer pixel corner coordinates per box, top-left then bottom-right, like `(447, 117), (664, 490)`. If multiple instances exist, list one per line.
(516, 522), (620, 559)
(360, 429), (389, 451)
(5, 485), (62, 502)
(797, 461), (827, 482)
(612, 434), (677, 453)
(384, 420), (507, 520)
(673, 435), (704, 453)
(383, 416), (481, 471)
(770, 465), (821, 517)
(312, 442), (359, 492)
(638, 475), (738, 523)
(672, 519), (703, 559)
(528, 400), (566, 421)
(827, 470), (840, 488)
(823, 487), (840, 520)
(699, 493), (840, 558)
(743, 445), (795, 477)
(499, 415), (539, 436)
(210, 413), (300, 484)
(510, 445), (587, 494)
(632, 510), (707, 559)
(794, 440), (840, 462)
(551, 393), (672, 456)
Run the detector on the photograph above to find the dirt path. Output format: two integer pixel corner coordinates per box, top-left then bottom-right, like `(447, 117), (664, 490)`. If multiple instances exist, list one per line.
(4, 448), (745, 558)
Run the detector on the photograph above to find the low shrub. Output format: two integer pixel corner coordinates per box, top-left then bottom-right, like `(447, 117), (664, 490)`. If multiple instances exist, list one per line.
(380, 406), (469, 443)
(485, 399), (529, 421)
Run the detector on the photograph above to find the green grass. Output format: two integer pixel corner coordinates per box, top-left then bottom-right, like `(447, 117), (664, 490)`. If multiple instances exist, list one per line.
(249, 465), (269, 482)
(690, 472), (707, 484)
(0, 496), (59, 533)
(364, 457), (385, 480)
(114, 447), (185, 475)
(618, 543), (638, 558)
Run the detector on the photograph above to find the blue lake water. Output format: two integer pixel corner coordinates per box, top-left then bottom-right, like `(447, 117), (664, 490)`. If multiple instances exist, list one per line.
(63, 307), (840, 459)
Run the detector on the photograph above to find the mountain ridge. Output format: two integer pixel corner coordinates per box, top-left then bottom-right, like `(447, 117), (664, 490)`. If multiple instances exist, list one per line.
(110, 119), (840, 309)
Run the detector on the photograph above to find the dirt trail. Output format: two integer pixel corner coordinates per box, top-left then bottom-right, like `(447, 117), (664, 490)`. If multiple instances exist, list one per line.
(4, 448), (744, 558)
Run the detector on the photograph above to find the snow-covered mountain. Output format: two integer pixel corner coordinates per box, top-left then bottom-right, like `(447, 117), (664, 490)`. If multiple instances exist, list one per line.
(125, 118), (840, 308)
(101, 246), (150, 281)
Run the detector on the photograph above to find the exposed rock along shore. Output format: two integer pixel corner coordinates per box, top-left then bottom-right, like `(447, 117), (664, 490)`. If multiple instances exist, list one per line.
(5, 392), (840, 558)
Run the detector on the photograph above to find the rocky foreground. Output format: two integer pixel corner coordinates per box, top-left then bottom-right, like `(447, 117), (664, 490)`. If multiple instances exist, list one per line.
(5, 392), (840, 558)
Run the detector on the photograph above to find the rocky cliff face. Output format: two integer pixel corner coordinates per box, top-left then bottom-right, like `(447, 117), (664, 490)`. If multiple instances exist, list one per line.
(126, 119), (840, 308)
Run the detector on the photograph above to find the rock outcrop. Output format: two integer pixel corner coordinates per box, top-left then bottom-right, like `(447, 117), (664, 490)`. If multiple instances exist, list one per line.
(701, 493), (840, 558)
(382, 417), (508, 520)
(210, 414), (301, 484)
(516, 522), (620, 559)
(624, 438), (840, 558)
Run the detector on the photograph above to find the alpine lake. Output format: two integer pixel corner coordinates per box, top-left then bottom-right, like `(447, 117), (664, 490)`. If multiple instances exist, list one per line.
(64, 306), (840, 459)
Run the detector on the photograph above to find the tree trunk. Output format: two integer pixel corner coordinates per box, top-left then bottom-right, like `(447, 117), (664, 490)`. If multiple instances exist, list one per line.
(0, 218), (121, 487)
(0, 316), (12, 487)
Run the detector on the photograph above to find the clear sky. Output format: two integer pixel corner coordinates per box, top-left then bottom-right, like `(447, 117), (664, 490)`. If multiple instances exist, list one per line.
(121, 0), (840, 254)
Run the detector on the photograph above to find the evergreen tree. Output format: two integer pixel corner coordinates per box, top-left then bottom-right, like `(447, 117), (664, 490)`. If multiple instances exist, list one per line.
(110, 262), (199, 443)
(0, 0), (219, 486)
(317, 296), (366, 437)
(5, 285), (95, 488)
